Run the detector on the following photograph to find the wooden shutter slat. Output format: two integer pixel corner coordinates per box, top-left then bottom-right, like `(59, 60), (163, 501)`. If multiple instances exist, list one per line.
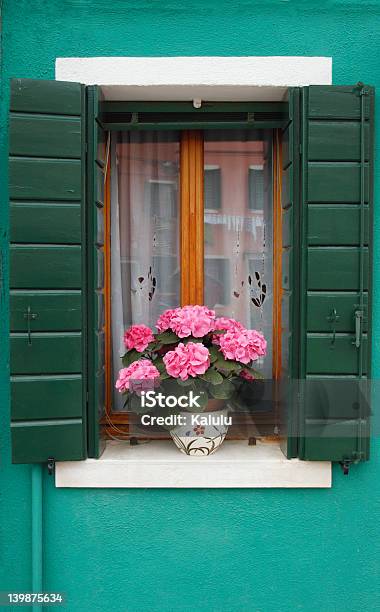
(307, 162), (369, 203)
(10, 333), (82, 374)
(11, 420), (84, 464)
(10, 115), (82, 158)
(306, 335), (368, 375)
(308, 206), (369, 245)
(308, 121), (370, 161)
(10, 79), (82, 115)
(10, 158), (82, 201)
(307, 85), (371, 119)
(307, 247), (369, 291)
(10, 291), (82, 331)
(11, 375), (83, 420)
(307, 292), (368, 333)
(10, 203), (81, 244)
(10, 245), (82, 289)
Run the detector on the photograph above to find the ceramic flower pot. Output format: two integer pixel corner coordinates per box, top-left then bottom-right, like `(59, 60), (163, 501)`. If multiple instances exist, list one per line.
(169, 406), (230, 456)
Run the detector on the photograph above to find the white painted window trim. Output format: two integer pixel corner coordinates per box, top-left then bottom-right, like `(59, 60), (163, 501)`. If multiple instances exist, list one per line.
(56, 440), (331, 488)
(55, 56), (332, 101)
(55, 56), (332, 488)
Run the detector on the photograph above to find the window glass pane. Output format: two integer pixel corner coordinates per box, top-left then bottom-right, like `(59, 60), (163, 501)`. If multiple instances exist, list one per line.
(111, 131), (180, 409)
(204, 129), (273, 377)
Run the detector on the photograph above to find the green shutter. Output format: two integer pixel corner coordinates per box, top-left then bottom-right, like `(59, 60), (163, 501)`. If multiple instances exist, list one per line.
(298, 85), (374, 463)
(10, 79), (87, 463)
(86, 86), (107, 458)
(279, 88), (301, 458)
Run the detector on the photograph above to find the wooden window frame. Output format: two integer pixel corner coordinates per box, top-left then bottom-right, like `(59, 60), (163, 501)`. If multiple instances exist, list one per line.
(102, 129), (282, 436)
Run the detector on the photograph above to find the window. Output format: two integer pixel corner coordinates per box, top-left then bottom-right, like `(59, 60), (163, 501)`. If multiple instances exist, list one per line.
(106, 128), (278, 439)
(9, 80), (373, 471)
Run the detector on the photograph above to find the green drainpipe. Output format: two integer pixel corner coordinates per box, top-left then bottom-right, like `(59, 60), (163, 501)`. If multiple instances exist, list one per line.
(31, 464), (43, 611)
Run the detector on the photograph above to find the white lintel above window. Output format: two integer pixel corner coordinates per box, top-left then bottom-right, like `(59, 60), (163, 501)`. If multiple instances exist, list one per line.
(55, 55), (332, 101)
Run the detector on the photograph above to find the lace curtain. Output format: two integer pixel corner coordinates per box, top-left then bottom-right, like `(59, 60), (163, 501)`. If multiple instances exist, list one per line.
(111, 129), (273, 409)
(203, 130), (273, 377)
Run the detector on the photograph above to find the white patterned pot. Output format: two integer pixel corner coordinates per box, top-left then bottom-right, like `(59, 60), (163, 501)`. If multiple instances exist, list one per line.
(169, 409), (230, 456)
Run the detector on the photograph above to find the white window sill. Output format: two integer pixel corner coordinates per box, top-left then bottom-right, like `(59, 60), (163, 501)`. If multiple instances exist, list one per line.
(56, 440), (331, 488)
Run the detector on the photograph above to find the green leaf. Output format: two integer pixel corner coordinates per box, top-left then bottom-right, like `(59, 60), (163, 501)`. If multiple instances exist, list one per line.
(214, 354), (242, 373)
(209, 379), (235, 399)
(146, 341), (158, 351)
(156, 331), (180, 344)
(154, 359), (165, 373)
(200, 368), (224, 385)
(121, 349), (140, 367)
(177, 378), (195, 387)
(181, 336), (204, 344)
(208, 345), (221, 363)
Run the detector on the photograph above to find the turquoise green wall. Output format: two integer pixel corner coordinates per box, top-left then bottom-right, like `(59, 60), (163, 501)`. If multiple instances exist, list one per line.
(1, 2), (380, 611)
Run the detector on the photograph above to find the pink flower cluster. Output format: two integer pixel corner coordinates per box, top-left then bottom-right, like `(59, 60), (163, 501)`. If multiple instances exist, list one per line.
(156, 308), (178, 333)
(218, 328), (267, 365)
(115, 359), (160, 394)
(163, 342), (210, 381)
(124, 324), (154, 353)
(212, 316), (244, 345)
(156, 305), (215, 338)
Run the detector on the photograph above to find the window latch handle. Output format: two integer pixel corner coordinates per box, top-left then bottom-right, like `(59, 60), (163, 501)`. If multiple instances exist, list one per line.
(24, 306), (38, 346)
(354, 310), (363, 349)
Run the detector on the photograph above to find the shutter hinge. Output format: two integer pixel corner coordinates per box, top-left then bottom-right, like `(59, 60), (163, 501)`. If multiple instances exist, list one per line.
(47, 457), (55, 476)
(356, 82), (370, 97)
(339, 459), (352, 475)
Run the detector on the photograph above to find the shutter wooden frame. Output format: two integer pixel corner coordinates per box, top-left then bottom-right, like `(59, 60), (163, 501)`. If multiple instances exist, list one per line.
(86, 86), (107, 458)
(9, 79), (88, 463)
(279, 88), (302, 459)
(297, 84), (374, 463)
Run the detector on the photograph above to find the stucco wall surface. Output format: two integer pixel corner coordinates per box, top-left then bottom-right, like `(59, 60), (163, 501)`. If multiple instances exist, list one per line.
(1, 2), (380, 611)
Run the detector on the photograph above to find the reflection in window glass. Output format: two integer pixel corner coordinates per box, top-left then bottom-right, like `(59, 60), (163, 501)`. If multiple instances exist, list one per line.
(204, 130), (273, 377)
(248, 166), (265, 210)
(204, 166), (221, 210)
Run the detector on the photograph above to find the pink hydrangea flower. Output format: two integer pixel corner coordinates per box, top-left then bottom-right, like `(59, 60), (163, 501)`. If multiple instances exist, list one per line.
(156, 308), (179, 333)
(219, 329), (267, 364)
(124, 324), (154, 352)
(163, 342), (210, 380)
(170, 305), (216, 338)
(212, 316), (244, 345)
(115, 359), (160, 394)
